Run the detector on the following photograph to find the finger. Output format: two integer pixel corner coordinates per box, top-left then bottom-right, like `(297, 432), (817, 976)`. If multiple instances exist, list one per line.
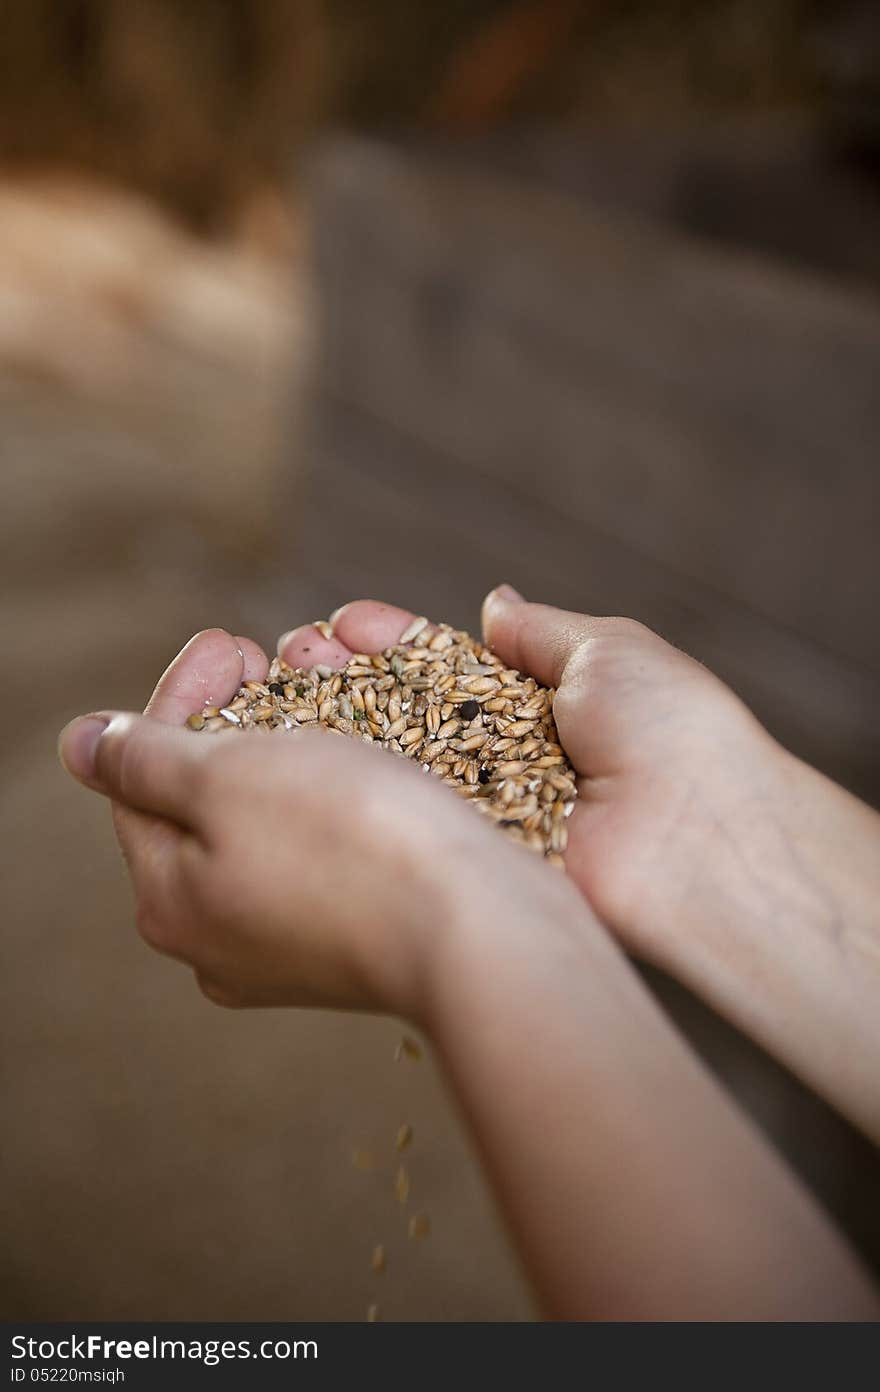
(59, 712), (211, 827)
(277, 622), (353, 670)
(144, 628), (247, 724)
(194, 970), (242, 1009)
(120, 631), (246, 877)
(328, 600), (427, 654)
(234, 636), (269, 685)
(481, 585), (603, 687)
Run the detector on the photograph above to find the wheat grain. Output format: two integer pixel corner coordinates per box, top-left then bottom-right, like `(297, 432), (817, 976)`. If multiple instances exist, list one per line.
(191, 622), (578, 861)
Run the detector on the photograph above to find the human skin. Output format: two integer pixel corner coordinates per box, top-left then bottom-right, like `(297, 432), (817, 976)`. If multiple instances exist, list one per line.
(276, 592), (880, 1146)
(57, 611), (880, 1319)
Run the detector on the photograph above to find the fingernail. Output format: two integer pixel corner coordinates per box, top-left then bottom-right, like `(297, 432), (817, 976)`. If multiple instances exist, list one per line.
(490, 583), (525, 604)
(328, 603), (351, 628)
(58, 715), (111, 782)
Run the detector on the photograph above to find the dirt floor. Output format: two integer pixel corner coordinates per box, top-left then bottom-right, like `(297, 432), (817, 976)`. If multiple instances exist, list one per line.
(0, 178), (531, 1322)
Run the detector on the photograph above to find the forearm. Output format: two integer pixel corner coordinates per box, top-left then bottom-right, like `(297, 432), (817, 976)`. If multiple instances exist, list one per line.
(423, 865), (878, 1321)
(655, 745), (880, 1143)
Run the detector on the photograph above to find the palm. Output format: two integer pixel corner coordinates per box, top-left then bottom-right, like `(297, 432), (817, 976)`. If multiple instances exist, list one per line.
(273, 600), (765, 965)
(129, 599), (762, 970)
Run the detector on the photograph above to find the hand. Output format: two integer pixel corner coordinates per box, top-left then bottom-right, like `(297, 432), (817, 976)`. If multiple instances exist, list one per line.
(57, 629), (549, 1017)
(279, 592), (880, 1139)
(277, 594), (766, 967)
(57, 620), (880, 1317)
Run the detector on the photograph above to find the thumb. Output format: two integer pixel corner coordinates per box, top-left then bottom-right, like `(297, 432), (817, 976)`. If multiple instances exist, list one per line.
(58, 712), (208, 828)
(482, 585), (606, 688)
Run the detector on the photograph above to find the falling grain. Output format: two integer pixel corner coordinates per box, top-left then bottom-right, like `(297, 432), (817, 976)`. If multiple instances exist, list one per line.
(394, 1166), (410, 1205)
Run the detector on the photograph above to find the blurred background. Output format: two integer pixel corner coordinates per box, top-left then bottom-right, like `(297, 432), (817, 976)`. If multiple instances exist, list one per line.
(1, 0), (879, 1321)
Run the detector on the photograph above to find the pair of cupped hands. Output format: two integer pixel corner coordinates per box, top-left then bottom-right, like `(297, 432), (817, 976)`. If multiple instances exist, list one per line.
(58, 587), (790, 1023)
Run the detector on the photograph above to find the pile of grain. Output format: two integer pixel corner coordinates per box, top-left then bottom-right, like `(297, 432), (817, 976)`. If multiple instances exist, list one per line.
(188, 618), (577, 861)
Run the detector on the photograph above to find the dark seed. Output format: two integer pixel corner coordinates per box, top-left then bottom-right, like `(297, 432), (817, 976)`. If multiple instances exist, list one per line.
(460, 699), (480, 721)
(478, 767), (490, 784)
(268, 682), (285, 696)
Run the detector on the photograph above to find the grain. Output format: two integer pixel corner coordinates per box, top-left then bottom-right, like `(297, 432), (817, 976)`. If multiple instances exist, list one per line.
(371, 1244), (387, 1274)
(398, 615), (429, 644)
(395, 1035), (423, 1063)
(191, 622), (578, 862)
(408, 1213), (431, 1240)
(394, 1166), (410, 1205)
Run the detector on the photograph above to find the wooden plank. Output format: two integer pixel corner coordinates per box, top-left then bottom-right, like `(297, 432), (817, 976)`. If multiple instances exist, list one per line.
(310, 139), (880, 674)
(305, 394), (880, 802)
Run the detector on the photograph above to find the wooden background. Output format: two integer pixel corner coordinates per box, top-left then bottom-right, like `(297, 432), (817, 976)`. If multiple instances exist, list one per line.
(289, 133), (880, 1271)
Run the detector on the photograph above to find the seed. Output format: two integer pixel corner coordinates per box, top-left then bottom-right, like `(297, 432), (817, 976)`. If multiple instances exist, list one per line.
(395, 1035), (423, 1063)
(396, 1123), (414, 1152)
(518, 737), (544, 758)
(408, 1213), (431, 1240)
(457, 732), (488, 752)
(394, 1166), (410, 1204)
(190, 625), (578, 861)
(550, 823), (568, 854)
(398, 615), (429, 644)
(371, 1244), (387, 1274)
(494, 760), (527, 777)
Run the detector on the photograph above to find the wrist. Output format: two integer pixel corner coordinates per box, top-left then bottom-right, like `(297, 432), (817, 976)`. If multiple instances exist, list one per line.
(652, 739), (880, 1137)
(418, 843), (612, 1040)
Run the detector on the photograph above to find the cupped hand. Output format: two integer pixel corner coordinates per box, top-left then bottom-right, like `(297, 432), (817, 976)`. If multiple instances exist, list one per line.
(58, 628), (538, 1017)
(278, 593), (776, 971)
